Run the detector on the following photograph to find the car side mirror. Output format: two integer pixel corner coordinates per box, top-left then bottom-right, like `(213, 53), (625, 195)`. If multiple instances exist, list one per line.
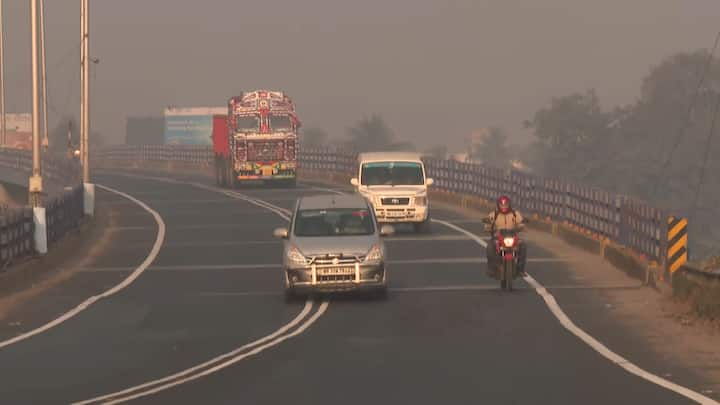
(350, 178), (359, 187)
(379, 224), (395, 237)
(425, 178), (434, 186)
(273, 227), (289, 239)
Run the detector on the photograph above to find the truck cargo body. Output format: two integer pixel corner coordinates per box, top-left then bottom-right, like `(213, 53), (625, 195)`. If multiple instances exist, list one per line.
(212, 91), (300, 187)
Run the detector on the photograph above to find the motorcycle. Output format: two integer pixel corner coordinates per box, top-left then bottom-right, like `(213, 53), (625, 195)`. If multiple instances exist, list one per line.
(482, 218), (527, 291)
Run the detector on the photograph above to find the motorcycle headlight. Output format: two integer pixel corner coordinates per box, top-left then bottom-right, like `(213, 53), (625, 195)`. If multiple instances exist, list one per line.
(415, 196), (427, 206)
(286, 245), (308, 267)
(364, 244), (383, 264)
(503, 237), (515, 248)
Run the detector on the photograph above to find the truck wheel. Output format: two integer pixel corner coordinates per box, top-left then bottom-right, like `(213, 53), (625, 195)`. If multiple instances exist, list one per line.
(215, 158), (223, 187)
(227, 165), (236, 189)
(220, 159), (228, 187)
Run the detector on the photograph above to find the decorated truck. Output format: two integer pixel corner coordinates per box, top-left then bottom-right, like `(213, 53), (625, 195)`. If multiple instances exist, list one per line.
(212, 90), (300, 187)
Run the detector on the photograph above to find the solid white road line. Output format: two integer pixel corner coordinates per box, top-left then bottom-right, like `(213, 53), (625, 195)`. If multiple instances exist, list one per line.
(75, 174), (329, 404)
(194, 283), (645, 297)
(73, 301), (317, 405)
(0, 185), (166, 350)
(432, 218), (719, 405)
(71, 257), (580, 273)
(103, 302), (330, 405)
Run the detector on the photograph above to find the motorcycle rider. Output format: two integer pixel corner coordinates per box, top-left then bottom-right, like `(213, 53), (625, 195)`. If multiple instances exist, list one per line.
(485, 195), (528, 277)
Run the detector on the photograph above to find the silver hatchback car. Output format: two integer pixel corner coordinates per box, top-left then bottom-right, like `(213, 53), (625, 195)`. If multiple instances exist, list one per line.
(273, 194), (394, 298)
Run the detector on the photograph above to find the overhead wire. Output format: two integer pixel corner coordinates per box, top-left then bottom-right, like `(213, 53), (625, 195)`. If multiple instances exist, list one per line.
(690, 92), (720, 222)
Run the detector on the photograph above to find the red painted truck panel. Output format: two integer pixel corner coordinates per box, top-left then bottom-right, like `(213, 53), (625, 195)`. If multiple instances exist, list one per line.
(212, 114), (229, 157)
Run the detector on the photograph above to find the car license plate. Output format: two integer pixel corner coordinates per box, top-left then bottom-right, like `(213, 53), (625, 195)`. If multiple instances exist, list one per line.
(317, 267), (355, 275)
(386, 211), (405, 218)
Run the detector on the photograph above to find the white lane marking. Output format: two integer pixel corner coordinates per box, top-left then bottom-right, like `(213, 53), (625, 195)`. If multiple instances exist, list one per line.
(387, 235), (473, 241)
(74, 301), (317, 405)
(301, 184), (348, 195)
(72, 257), (581, 273)
(75, 174), (329, 404)
(195, 283), (645, 297)
(102, 301), (330, 405)
(0, 185), (166, 350)
(432, 218), (719, 405)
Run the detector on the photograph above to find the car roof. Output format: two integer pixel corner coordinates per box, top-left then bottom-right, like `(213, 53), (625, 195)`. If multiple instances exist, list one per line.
(357, 151), (423, 163)
(298, 194), (371, 210)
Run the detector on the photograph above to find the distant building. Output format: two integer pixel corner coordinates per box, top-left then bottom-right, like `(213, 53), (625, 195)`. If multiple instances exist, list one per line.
(163, 106), (226, 145)
(1, 113), (32, 150)
(126, 116), (164, 145)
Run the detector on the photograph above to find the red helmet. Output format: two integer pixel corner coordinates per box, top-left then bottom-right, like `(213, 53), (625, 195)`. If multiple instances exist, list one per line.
(497, 195), (512, 214)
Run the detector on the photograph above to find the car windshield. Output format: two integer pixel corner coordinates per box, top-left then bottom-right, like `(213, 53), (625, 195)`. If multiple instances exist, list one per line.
(361, 162), (424, 186)
(293, 208), (375, 237)
(236, 115), (259, 131)
(269, 114), (292, 131)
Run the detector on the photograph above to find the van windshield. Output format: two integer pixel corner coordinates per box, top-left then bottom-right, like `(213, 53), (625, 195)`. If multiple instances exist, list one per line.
(294, 208), (375, 237)
(361, 162), (424, 186)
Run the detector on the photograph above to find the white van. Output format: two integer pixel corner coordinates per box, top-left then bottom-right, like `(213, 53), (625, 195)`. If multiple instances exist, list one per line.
(351, 152), (434, 232)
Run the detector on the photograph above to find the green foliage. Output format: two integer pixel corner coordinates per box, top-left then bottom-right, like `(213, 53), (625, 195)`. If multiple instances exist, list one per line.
(301, 127), (329, 149)
(525, 50), (720, 259)
(472, 127), (510, 168)
(345, 114), (414, 152)
(424, 144), (448, 159)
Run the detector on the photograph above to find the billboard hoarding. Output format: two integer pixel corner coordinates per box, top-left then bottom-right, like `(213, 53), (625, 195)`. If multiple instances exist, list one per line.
(163, 107), (225, 146)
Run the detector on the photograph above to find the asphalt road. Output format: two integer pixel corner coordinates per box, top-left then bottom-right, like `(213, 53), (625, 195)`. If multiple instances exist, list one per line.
(0, 172), (714, 404)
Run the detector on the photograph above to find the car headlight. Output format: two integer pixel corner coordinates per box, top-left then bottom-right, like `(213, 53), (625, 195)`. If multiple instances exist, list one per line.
(364, 244), (383, 264)
(373, 196), (382, 206)
(503, 237), (515, 248)
(286, 245), (307, 267)
(415, 196), (427, 206)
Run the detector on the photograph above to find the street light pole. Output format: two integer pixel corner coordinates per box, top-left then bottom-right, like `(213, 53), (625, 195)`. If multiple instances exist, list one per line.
(79, 0), (84, 170)
(30, 0), (42, 206)
(82, 0), (89, 182)
(30, 0), (47, 254)
(40, 0), (48, 150)
(0, 0), (6, 147)
(81, 0), (94, 216)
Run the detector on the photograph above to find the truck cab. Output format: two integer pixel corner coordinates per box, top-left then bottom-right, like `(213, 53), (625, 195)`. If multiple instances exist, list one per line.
(351, 152), (434, 233)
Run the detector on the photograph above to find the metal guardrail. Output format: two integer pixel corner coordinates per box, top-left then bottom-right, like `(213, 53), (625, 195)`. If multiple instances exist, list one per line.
(94, 144), (213, 166)
(0, 148), (84, 266)
(46, 185), (84, 245)
(0, 148), (81, 185)
(300, 148), (668, 264)
(0, 207), (34, 268)
(97, 144), (693, 273)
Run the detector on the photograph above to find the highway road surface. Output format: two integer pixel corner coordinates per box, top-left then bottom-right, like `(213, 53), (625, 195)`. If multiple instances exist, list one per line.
(0, 172), (716, 404)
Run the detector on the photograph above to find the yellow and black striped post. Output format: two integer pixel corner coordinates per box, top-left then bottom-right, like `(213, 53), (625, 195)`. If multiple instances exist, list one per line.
(667, 216), (688, 275)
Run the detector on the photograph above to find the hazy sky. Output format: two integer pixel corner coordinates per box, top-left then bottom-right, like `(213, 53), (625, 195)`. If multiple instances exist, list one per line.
(3, 0), (719, 150)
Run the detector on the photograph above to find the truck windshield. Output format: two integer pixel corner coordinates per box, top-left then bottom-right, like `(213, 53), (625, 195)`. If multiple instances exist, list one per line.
(269, 114), (292, 131)
(361, 162), (424, 186)
(236, 116), (259, 131)
(294, 208), (375, 237)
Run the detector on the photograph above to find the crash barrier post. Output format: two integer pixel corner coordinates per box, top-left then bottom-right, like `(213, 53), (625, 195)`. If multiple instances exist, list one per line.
(666, 216), (689, 280)
(0, 148), (84, 264)
(0, 207), (34, 268)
